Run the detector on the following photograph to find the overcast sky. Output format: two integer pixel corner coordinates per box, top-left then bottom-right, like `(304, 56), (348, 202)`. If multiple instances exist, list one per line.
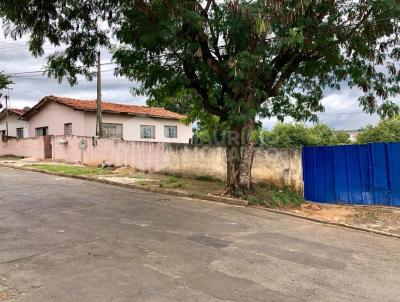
(1, 33), (396, 131)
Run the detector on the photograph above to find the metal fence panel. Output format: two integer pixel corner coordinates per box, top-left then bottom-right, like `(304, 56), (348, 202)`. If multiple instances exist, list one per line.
(303, 143), (400, 206)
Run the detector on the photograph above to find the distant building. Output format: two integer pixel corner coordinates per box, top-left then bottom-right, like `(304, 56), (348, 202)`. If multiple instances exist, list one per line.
(23, 95), (193, 143)
(0, 108), (29, 138)
(335, 129), (360, 142)
(345, 130), (360, 142)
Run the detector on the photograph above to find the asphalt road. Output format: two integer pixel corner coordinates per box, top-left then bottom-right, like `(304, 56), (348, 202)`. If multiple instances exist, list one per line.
(0, 167), (399, 302)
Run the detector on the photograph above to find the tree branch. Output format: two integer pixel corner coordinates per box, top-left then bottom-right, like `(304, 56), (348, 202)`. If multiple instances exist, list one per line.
(270, 55), (302, 97)
(202, 0), (214, 16)
(183, 61), (226, 118)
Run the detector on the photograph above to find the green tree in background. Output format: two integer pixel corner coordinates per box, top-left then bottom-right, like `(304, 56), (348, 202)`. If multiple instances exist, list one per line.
(258, 124), (310, 148)
(0, 72), (12, 90)
(335, 131), (351, 145)
(0, 72), (12, 109)
(258, 123), (350, 148)
(357, 116), (400, 144)
(1, 0), (400, 195)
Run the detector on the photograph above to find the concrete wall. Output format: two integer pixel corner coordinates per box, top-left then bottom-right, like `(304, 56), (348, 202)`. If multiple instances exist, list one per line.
(28, 102), (86, 137)
(52, 135), (165, 172)
(0, 137), (45, 159)
(0, 113), (29, 138)
(51, 135), (302, 191)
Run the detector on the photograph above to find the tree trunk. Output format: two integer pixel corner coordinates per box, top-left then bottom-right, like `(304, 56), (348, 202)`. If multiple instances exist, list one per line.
(238, 118), (255, 190)
(224, 118), (256, 196)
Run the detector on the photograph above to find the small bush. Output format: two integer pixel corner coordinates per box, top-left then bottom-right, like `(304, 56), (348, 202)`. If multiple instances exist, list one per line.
(167, 176), (179, 183)
(195, 175), (221, 182)
(247, 184), (303, 208)
(172, 182), (185, 189)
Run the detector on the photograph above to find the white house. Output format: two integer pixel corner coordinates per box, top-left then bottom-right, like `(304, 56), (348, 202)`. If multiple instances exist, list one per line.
(23, 96), (193, 143)
(0, 108), (29, 138)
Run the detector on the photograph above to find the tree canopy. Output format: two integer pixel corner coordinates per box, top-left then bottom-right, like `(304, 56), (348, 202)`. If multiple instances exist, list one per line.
(1, 0), (400, 194)
(258, 123), (350, 148)
(357, 116), (400, 144)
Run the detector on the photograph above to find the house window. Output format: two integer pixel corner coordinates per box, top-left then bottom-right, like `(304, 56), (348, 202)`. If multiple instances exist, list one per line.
(103, 123), (123, 139)
(64, 123), (72, 135)
(16, 128), (24, 139)
(140, 125), (155, 139)
(164, 126), (177, 138)
(35, 127), (48, 136)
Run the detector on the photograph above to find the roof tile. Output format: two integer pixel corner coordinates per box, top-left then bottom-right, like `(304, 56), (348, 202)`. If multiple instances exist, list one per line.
(25, 96), (185, 120)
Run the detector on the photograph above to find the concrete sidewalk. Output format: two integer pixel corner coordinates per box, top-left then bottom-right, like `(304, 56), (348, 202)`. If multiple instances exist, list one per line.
(0, 167), (399, 301)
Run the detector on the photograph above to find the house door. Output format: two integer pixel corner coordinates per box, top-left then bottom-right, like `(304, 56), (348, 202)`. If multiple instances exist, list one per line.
(44, 135), (52, 159)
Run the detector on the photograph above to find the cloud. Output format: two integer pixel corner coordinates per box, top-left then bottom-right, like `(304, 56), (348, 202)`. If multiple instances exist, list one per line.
(261, 84), (399, 130)
(1, 31), (399, 130)
(0, 34), (145, 109)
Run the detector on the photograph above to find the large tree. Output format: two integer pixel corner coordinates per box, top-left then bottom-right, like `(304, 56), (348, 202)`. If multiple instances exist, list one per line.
(1, 0), (400, 195)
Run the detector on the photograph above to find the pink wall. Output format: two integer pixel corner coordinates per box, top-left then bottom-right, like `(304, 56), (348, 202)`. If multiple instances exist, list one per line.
(0, 137), (45, 159)
(0, 135), (303, 191)
(28, 102), (85, 137)
(52, 135), (167, 171)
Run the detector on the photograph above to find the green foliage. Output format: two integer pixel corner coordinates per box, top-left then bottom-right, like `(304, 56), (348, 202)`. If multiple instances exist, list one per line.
(29, 164), (111, 176)
(1, 0), (399, 121)
(335, 131), (351, 145)
(357, 116), (400, 144)
(160, 176), (186, 189)
(258, 123), (350, 148)
(247, 184), (304, 208)
(195, 175), (221, 182)
(0, 72), (12, 90)
(192, 115), (229, 144)
(146, 88), (193, 115)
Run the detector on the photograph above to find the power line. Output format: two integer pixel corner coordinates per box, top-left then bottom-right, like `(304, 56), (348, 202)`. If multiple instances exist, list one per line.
(7, 62), (117, 76)
(316, 112), (373, 116)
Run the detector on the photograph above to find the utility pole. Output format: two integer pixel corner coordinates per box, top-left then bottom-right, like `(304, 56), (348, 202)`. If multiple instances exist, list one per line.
(4, 94), (9, 138)
(96, 51), (103, 137)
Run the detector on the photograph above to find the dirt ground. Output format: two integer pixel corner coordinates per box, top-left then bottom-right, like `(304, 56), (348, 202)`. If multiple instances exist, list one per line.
(287, 202), (400, 235)
(101, 166), (226, 196)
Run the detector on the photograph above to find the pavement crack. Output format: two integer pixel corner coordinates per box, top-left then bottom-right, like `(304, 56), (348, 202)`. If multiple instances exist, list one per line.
(0, 254), (39, 265)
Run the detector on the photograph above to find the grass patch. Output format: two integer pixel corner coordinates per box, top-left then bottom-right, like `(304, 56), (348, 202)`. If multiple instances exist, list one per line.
(29, 164), (111, 176)
(247, 184), (304, 208)
(166, 176), (179, 183)
(172, 182), (185, 189)
(195, 175), (222, 182)
(0, 155), (24, 160)
(158, 176), (186, 189)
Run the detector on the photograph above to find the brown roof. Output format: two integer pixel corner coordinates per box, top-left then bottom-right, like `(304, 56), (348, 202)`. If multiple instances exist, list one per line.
(9, 108), (26, 116)
(0, 108), (27, 118)
(24, 96), (185, 120)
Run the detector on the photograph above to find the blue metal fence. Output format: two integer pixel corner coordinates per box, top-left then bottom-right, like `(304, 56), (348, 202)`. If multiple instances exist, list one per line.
(302, 143), (400, 206)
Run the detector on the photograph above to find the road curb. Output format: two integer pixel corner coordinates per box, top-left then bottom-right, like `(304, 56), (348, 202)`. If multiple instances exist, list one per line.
(252, 206), (400, 240)
(0, 163), (247, 207)
(1, 163), (399, 240)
